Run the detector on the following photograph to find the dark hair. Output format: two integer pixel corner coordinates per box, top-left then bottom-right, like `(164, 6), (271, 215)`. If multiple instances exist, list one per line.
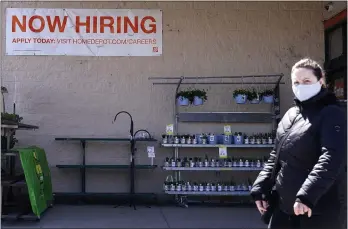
(291, 58), (326, 87)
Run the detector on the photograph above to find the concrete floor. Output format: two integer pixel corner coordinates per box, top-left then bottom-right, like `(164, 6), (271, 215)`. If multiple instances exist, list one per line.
(2, 205), (266, 228)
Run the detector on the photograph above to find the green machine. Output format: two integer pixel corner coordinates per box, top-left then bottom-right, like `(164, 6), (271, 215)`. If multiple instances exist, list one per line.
(17, 146), (53, 218)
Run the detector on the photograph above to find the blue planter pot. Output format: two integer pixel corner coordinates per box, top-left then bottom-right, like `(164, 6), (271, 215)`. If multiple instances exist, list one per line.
(234, 94), (247, 104)
(193, 96), (204, 106)
(217, 135), (224, 144)
(208, 135), (217, 144)
(196, 134), (203, 144)
(263, 95), (274, 104)
(177, 96), (189, 106)
(223, 135), (232, 145)
(250, 98), (260, 104)
(233, 135), (243, 145)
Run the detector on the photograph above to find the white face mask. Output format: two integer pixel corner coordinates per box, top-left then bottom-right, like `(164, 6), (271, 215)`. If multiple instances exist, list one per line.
(292, 81), (322, 102)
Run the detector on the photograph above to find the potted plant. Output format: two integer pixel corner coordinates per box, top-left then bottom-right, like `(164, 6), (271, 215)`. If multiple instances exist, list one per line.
(227, 158), (233, 167)
(245, 158), (250, 167)
(163, 181), (169, 191)
(223, 182), (229, 192)
(186, 181), (192, 192)
(261, 89), (274, 104)
(191, 89), (208, 106)
(206, 182), (211, 192)
(202, 134), (208, 144)
(180, 135), (186, 144)
(176, 158), (182, 167)
(248, 179), (253, 191)
(162, 134), (168, 144)
(204, 155), (209, 167)
(183, 157), (189, 167)
(256, 134), (261, 144)
(229, 181), (236, 192)
(182, 181), (187, 192)
(164, 157), (170, 167)
(176, 90), (191, 106)
(217, 182), (223, 192)
(170, 182), (176, 191)
(232, 157), (238, 167)
(244, 134), (249, 144)
(176, 181), (182, 192)
(267, 133), (273, 144)
(192, 135), (197, 144)
(193, 182), (199, 192)
(215, 159), (220, 167)
(233, 89), (248, 104)
(170, 157), (176, 167)
(189, 158), (195, 167)
(199, 182), (204, 192)
(211, 183), (216, 192)
(174, 135), (180, 144)
(233, 132), (243, 145)
(239, 158), (244, 167)
(261, 133), (267, 145)
(247, 88), (260, 104)
(186, 135), (192, 144)
(256, 158), (262, 168)
(208, 133), (217, 144)
(198, 158), (203, 167)
(250, 135), (256, 144)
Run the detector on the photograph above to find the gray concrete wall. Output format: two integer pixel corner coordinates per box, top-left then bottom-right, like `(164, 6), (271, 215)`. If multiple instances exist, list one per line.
(1, 1), (325, 193)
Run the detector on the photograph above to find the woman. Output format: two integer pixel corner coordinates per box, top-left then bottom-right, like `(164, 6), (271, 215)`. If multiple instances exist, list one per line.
(251, 58), (346, 229)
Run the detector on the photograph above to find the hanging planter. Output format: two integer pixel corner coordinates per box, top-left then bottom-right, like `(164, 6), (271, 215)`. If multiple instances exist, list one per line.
(176, 90), (191, 106)
(247, 88), (261, 104)
(261, 89), (274, 104)
(191, 89), (208, 106)
(233, 89), (248, 104)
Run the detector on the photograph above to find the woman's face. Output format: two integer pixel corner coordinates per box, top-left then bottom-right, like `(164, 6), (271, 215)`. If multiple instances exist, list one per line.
(291, 68), (323, 86)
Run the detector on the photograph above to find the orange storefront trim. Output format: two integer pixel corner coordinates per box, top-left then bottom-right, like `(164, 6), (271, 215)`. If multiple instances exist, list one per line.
(324, 9), (347, 29)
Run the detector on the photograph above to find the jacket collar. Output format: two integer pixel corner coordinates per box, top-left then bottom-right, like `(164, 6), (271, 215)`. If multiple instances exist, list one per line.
(294, 88), (338, 111)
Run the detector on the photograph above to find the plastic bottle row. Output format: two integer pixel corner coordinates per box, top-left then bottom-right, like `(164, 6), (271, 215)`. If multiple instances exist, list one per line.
(162, 132), (276, 145)
(164, 156), (267, 168)
(163, 180), (253, 192)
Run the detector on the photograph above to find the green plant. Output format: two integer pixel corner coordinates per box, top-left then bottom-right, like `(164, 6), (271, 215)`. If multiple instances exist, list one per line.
(260, 89), (274, 97)
(176, 90), (192, 99)
(233, 89), (248, 98)
(191, 89), (207, 102)
(1, 112), (23, 123)
(247, 88), (259, 101)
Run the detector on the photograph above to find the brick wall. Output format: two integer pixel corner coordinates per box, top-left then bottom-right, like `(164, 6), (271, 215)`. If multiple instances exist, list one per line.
(1, 1), (325, 193)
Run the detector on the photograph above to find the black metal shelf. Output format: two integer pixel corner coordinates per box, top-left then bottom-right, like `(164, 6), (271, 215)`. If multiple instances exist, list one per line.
(178, 112), (274, 123)
(55, 112), (157, 209)
(148, 74), (283, 208)
(56, 164), (157, 169)
(55, 137), (157, 142)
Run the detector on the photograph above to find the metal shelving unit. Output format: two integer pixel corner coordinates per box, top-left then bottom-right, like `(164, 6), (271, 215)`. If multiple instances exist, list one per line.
(161, 144), (274, 148)
(162, 167), (262, 171)
(149, 75), (283, 207)
(1, 119), (41, 220)
(54, 111), (157, 210)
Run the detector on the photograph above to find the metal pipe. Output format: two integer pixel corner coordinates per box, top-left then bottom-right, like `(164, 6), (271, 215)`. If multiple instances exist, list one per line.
(148, 74), (283, 80)
(153, 82), (285, 85)
(174, 77), (183, 182)
(134, 129), (152, 139)
(113, 111), (134, 138)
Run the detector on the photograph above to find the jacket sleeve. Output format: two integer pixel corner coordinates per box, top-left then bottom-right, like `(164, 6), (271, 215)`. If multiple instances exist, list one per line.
(250, 147), (277, 201)
(296, 106), (346, 209)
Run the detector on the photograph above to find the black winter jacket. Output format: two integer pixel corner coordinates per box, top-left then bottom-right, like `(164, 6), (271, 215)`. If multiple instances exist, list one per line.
(251, 88), (347, 215)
